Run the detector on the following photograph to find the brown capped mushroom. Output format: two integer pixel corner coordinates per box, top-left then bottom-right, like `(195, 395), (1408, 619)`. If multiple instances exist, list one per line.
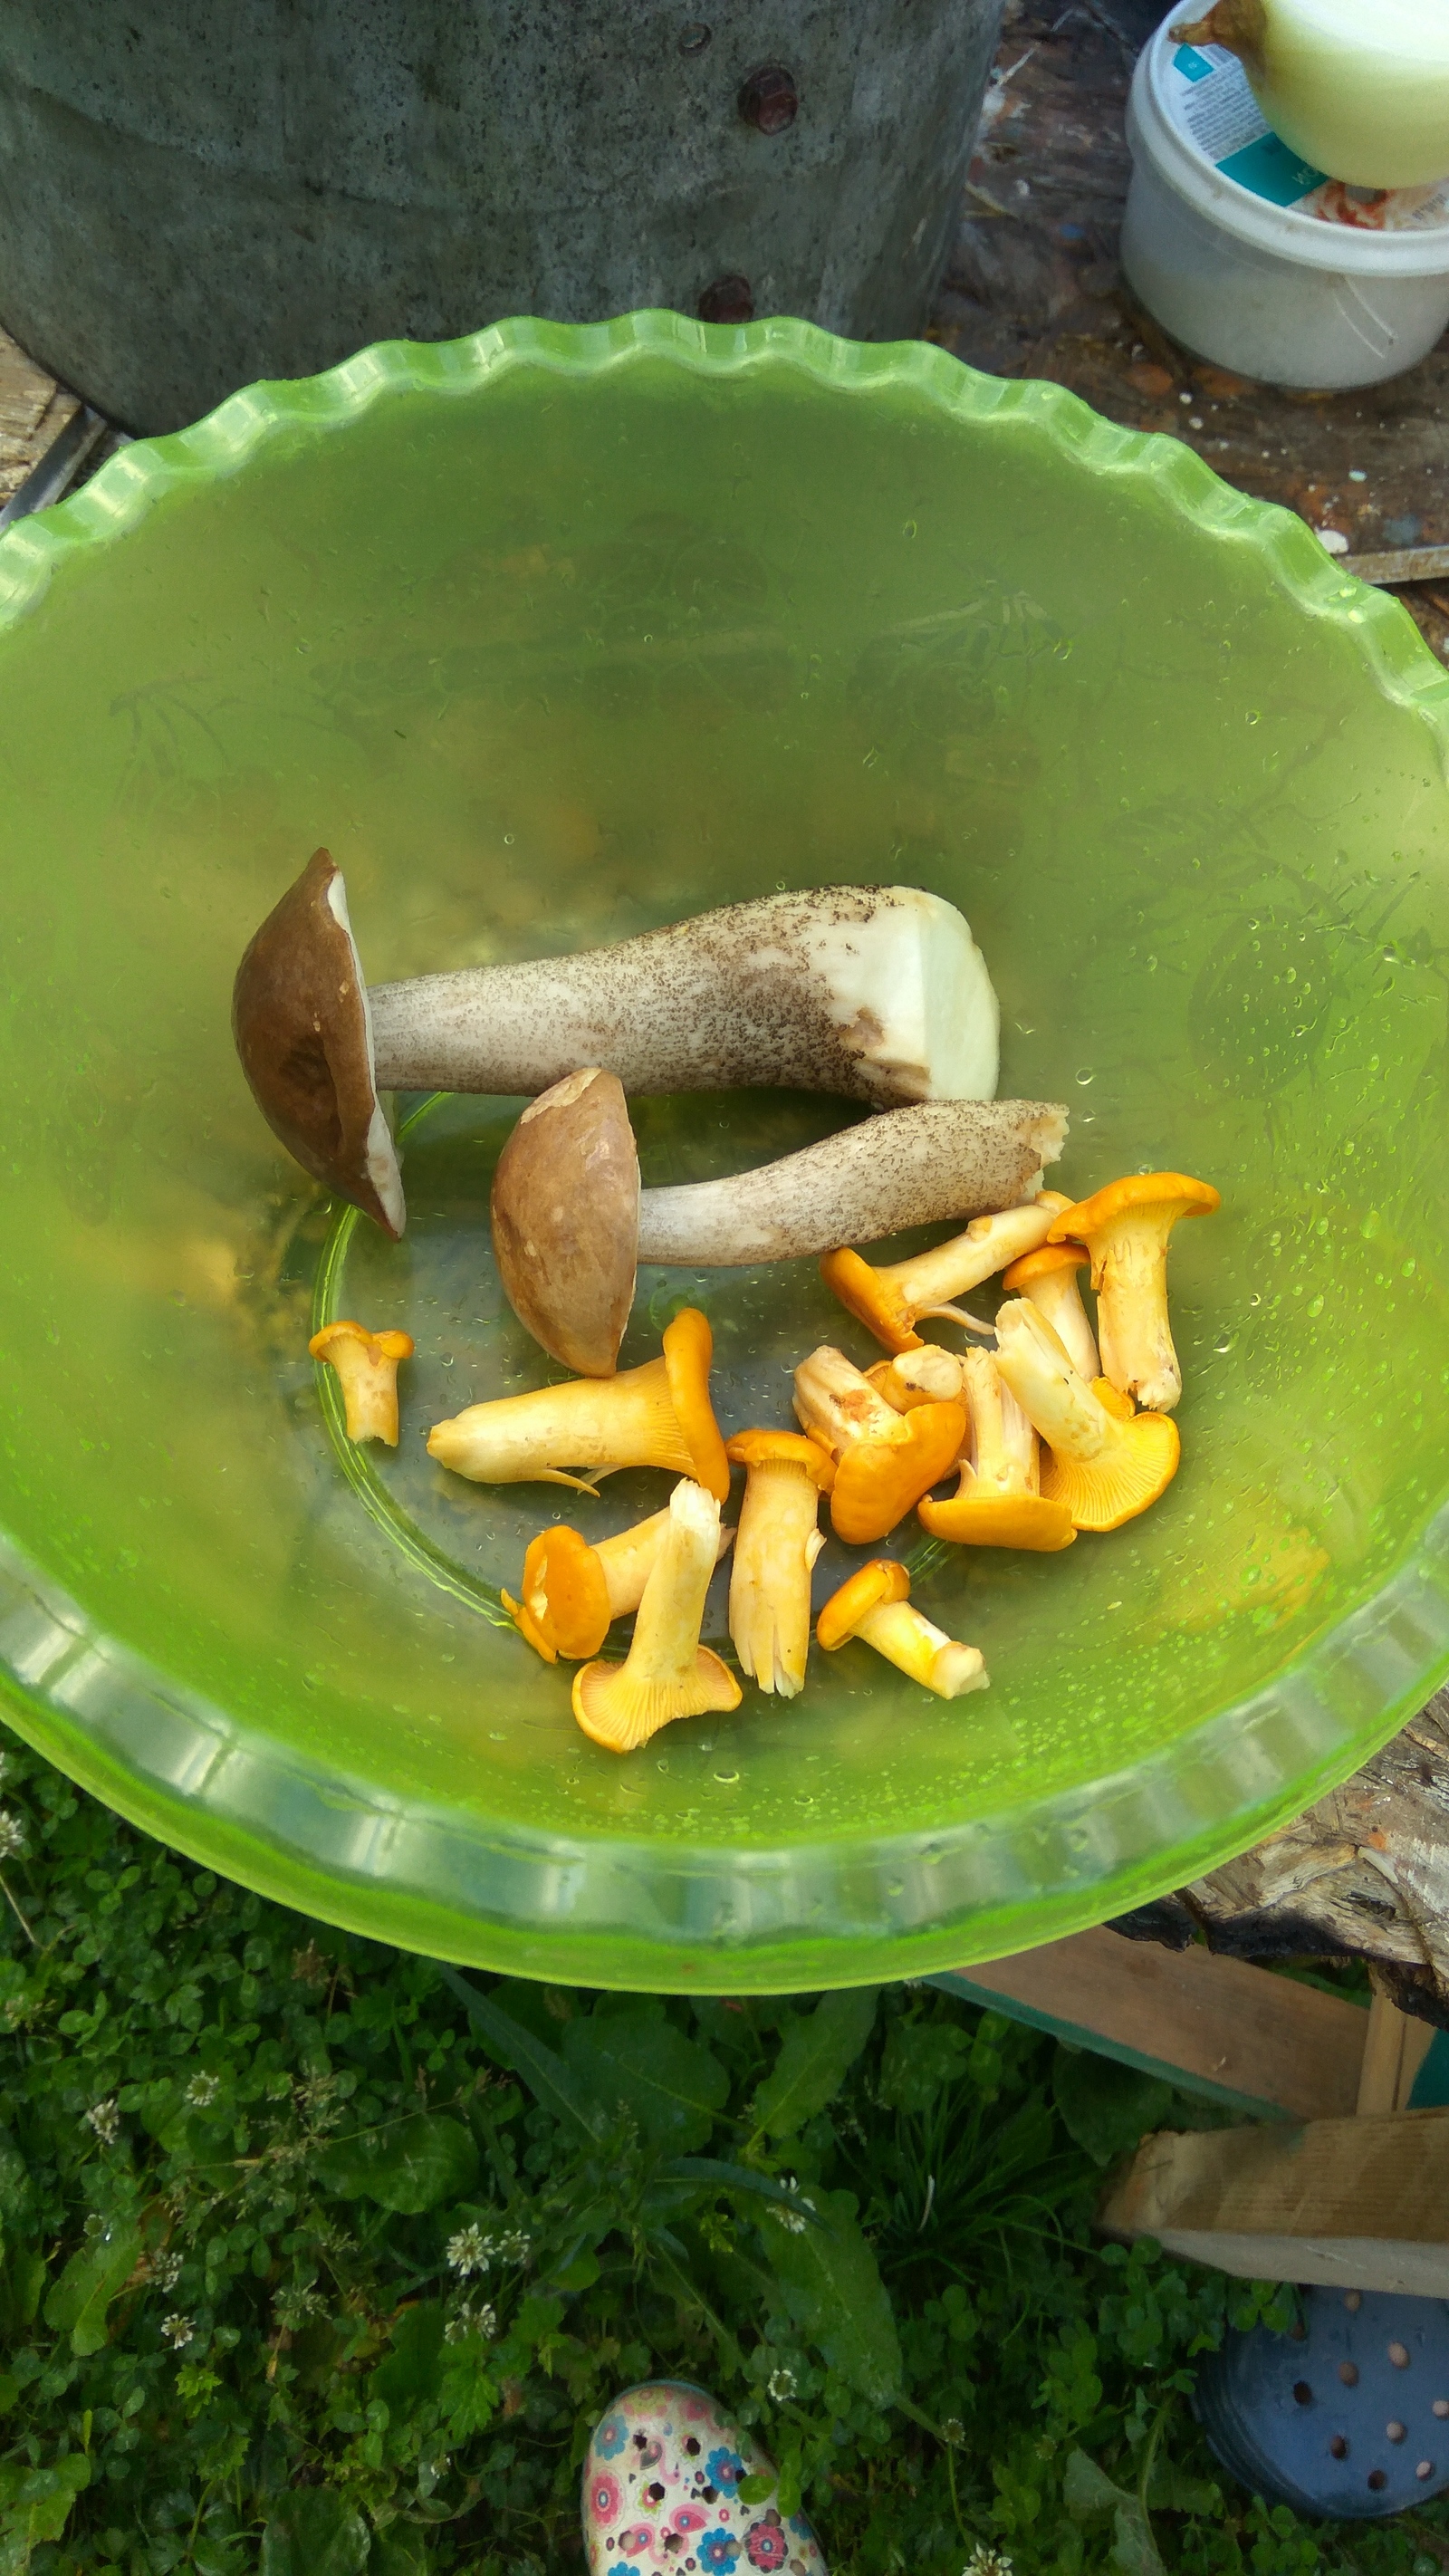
(234, 850), (406, 1237)
(235, 857), (1003, 1234)
(490, 1071), (1068, 1374)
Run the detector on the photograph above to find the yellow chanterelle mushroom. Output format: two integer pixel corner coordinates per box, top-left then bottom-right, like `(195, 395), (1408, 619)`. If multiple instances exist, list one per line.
(816, 1561), (988, 1701)
(571, 1478), (742, 1754)
(309, 1320), (415, 1446)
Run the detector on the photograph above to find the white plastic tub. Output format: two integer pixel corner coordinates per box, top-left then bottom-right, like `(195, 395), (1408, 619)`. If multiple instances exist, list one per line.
(1124, 17), (1449, 389)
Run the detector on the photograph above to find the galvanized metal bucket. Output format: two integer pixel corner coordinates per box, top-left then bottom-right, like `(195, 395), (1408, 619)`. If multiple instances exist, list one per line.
(0, 0), (1005, 432)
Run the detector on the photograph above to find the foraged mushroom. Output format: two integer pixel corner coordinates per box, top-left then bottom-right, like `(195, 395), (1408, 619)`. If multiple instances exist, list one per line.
(865, 1344), (969, 1414)
(1000, 1240), (1099, 1383)
(427, 1307), (730, 1496)
(816, 1561), (988, 1700)
(820, 1192), (1073, 1355)
(235, 851), (406, 1236)
(993, 1300), (1179, 1533)
(503, 1506), (734, 1663)
(490, 1069), (639, 1377)
(308, 1319), (414, 1444)
(792, 1346), (965, 1545)
(725, 1429), (835, 1698)
(235, 857), (1003, 1233)
(916, 1346), (1076, 1552)
(492, 1075), (1069, 1373)
(1048, 1172), (1219, 1414)
(572, 1478), (742, 1754)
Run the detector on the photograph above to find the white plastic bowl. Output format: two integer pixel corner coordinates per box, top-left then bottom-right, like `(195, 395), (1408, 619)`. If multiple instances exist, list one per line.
(1124, 17), (1449, 389)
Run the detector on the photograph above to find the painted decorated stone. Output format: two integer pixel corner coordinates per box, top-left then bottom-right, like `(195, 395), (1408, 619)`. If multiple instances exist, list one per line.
(582, 2379), (829, 2575)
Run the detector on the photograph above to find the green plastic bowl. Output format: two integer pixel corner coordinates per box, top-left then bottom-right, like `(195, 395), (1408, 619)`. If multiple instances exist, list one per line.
(2, 312), (1448, 1991)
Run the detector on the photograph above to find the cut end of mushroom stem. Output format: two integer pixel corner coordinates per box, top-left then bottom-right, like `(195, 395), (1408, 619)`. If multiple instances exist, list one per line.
(817, 1561), (987, 1700)
(309, 1320), (414, 1445)
(571, 1478), (742, 1753)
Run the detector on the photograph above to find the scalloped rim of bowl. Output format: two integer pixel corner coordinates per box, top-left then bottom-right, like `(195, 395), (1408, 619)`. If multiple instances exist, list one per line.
(1, 307), (1447, 1991)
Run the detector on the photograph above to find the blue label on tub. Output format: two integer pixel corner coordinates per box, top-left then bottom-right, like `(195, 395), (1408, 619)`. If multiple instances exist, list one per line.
(1218, 132), (1328, 207)
(1172, 44), (1215, 82)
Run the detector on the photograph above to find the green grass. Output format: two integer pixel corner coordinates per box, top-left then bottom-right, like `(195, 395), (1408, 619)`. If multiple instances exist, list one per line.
(0, 1725), (1442, 2576)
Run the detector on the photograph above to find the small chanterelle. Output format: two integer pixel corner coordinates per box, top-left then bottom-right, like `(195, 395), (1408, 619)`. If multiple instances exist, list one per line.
(281, 865), (1220, 1760)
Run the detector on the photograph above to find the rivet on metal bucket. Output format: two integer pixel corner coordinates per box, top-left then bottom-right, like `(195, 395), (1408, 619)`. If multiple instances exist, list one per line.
(677, 21), (712, 54)
(698, 274), (754, 323)
(738, 64), (799, 133)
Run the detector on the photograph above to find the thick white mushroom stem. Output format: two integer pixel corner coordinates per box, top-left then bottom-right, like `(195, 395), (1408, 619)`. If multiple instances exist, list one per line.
(571, 1480), (743, 1754)
(821, 1191), (1071, 1353)
(637, 1106), (1067, 1269)
(369, 885), (1000, 1106)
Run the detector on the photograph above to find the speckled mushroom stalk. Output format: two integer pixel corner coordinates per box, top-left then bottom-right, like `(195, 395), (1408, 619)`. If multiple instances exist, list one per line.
(916, 1346), (1076, 1552)
(724, 1430), (835, 1698)
(492, 1068), (1070, 1374)
(816, 1562), (988, 1700)
(427, 1308), (729, 1497)
(1048, 1173), (1219, 1414)
(503, 1507), (734, 1664)
(792, 1346), (965, 1546)
(309, 1320), (414, 1445)
(234, 851), (1002, 1238)
(993, 1300), (1180, 1533)
(571, 1479), (742, 1754)
(821, 1192), (1073, 1355)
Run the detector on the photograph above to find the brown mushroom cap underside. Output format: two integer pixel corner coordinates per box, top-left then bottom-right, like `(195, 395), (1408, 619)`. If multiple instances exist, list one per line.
(490, 1069), (641, 1376)
(232, 847), (403, 1237)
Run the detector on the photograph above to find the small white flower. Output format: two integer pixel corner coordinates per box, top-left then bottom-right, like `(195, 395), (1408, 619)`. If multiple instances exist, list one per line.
(446, 2223), (494, 2277)
(151, 2252), (183, 2293)
(84, 2098), (120, 2147)
(496, 2228), (531, 2263)
(962, 2549), (1013, 2576)
(769, 2177), (812, 2235)
(0, 1810), (24, 1859)
(161, 2313), (195, 2349)
(444, 2299), (497, 2343)
(767, 2367), (797, 2401)
(184, 2072), (220, 2109)
(274, 2283), (325, 2329)
(941, 2417), (966, 2447)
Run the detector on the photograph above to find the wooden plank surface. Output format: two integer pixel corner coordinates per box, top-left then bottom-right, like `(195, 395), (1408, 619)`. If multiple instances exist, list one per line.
(934, 1925), (1367, 2121)
(0, 326), (71, 510)
(1099, 2110), (1449, 2296)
